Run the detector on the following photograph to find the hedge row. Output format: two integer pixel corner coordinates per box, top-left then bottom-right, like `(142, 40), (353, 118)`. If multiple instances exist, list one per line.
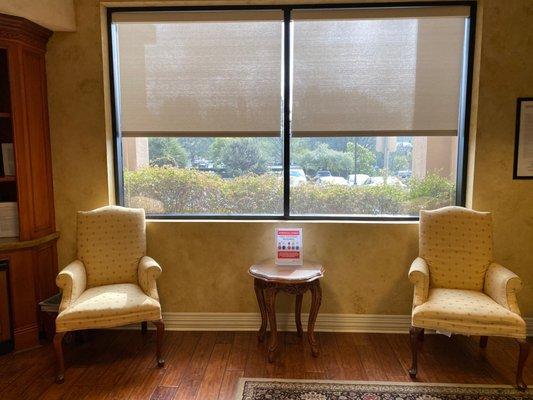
(124, 167), (455, 216)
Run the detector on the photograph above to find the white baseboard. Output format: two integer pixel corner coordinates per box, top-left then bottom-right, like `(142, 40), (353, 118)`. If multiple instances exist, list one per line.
(143, 313), (533, 336)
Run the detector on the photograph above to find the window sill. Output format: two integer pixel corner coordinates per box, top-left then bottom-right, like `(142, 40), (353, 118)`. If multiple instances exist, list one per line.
(146, 217), (419, 225)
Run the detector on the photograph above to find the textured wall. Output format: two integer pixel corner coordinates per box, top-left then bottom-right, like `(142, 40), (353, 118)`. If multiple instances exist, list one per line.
(470, 0), (533, 313)
(0, 0), (76, 31)
(45, 0), (533, 316)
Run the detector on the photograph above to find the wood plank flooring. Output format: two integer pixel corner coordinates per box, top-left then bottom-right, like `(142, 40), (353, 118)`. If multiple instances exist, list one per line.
(0, 330), (530, 399)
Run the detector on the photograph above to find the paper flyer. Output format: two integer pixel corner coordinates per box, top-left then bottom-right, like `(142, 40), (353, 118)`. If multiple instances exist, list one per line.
(275, 228), (303, 265)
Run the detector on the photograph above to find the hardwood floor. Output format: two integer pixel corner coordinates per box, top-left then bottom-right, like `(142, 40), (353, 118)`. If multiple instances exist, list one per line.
(0, 330), (531, 399)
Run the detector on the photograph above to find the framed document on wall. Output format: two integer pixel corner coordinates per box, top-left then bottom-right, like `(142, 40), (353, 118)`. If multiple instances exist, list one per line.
(514, 98), (533, 179)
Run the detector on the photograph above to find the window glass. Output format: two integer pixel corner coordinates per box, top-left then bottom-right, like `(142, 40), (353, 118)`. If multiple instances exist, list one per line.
(111, 6), (470, 218)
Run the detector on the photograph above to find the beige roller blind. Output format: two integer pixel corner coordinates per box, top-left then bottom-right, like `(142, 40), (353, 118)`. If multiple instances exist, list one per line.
(291, 7), (468, 137)
(113, 10), (283, 137)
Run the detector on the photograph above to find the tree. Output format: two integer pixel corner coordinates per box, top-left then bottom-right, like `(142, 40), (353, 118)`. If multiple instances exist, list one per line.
(178, 138), (213, 162)
(390, 153), (410, 174)
(347, 142), (377, 176)
(218, 138), (268, 177)
(209, 138), (228, 166)
(293, 143), (353, 177)
(149, 138), (189, 168)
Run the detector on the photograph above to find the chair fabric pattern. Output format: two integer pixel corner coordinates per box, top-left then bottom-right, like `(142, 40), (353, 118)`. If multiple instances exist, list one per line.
(56, 205), (162, 333)
(77, 206), (146, 288)
(410, 206), (526, 340)
(412, 288), (526, 339)
(419, 206), (492, 291)
(484, 262), (523, 315)
(56, 283), (161, 332)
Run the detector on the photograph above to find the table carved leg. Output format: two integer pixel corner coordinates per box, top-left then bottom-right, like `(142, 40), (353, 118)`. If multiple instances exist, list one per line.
(254, 279), (268, 342)
(308, 280), (322, 357)
(265, 286), (278, 362)
(295, 293), (304, 338)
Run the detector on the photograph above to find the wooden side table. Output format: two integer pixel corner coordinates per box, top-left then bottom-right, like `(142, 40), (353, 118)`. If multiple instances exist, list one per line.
(249, 260), (324, 362)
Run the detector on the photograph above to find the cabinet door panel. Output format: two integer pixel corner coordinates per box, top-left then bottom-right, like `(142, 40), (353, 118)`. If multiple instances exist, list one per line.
(33, 242), (57, 302)
(19, 48), (55, 237)
(6, 250), (39, 350)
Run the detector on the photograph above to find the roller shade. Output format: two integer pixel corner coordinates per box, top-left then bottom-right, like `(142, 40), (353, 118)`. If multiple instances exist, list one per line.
(113, 10), (283, 137)
(291, 7), (468, 137)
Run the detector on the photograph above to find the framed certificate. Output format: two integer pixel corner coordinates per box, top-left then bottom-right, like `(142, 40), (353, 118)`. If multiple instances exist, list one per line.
(513, 98), (533, 179)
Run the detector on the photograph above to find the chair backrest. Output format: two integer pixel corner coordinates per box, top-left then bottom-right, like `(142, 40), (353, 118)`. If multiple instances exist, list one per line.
(77, 206), (146, 288)
(419, 206), (493, 291)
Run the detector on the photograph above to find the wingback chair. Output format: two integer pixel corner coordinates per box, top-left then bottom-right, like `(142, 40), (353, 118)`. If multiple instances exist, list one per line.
(54, 206), (164, 383)
(408, 206), (529, 390)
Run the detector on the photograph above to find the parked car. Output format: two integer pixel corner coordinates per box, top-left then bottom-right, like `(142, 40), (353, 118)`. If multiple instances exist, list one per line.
(317, 176), (349, 186)
(348, 174), (370, 186)
(398, 170), (412, 181)
(364, 176), (406, 188)
(290, 167), (307, 187)
(314, 170), (332, 180)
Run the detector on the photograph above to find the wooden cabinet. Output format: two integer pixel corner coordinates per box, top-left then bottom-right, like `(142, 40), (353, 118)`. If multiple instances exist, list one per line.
(0, 13), (58, 352)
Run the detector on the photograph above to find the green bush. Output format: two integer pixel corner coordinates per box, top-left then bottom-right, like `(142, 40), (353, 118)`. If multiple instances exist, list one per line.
(405, 173), (455, 214)
(124, 167), (455, 216)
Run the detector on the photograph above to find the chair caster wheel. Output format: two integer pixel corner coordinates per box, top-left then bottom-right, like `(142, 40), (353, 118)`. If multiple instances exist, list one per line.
(157, 358), (165, 368)
(55, 374), (65, 384)
(408, 369), (417, 378)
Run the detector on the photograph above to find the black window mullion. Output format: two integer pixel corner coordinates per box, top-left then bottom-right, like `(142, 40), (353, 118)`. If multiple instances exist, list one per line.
(282, 8), (292, 219)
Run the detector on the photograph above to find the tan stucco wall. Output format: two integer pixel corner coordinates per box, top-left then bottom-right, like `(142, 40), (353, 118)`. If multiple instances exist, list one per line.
(45, 0), (533, 316)
(0, 0), (76, 31)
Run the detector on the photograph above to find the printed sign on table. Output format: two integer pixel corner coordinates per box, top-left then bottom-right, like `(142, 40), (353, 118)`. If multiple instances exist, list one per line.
(275, 228), (303, 265)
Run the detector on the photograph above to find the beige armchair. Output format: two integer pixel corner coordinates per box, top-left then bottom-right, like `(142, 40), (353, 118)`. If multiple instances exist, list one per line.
(54, 206), (164, 383)
(408, 206), (529, 390)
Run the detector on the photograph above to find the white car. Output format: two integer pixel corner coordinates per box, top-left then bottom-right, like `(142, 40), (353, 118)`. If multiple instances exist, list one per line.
(364, 176), (406, 188)
(348, 174), (370, 186)
(290, 168), (307, 187)
(317, 176), (349, 186)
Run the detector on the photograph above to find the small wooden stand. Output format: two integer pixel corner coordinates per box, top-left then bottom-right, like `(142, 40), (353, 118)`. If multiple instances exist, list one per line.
(249, 260), (324, 362)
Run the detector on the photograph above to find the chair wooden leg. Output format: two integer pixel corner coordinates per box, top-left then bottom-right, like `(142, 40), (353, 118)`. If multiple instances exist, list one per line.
(409, 326), (423, 378)
(141, 321), (148, 335)
(479, 336), (488, 348)
(153, 319), (165, 367)
(516, 339), (529, 391)
(54, 332), (67, 384)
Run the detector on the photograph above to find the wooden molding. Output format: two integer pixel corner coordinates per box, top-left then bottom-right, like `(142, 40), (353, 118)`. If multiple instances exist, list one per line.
(115, 313), (533, 337)
(0, 232), (59, 252)
(0, 13), (51, 49)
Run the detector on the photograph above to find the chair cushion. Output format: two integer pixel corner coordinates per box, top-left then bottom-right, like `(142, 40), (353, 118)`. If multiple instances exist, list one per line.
(55, 284), (161, 332)
(412, 288), (526, 339)
(77, 206), (146, 288)
(419, 207), (492, 291)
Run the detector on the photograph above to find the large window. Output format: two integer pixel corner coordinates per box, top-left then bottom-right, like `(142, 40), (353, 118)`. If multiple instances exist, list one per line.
(109, 4), (474, 219)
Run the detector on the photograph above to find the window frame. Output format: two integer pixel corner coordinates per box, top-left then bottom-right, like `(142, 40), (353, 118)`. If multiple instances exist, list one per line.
(107, 1), (477, 221)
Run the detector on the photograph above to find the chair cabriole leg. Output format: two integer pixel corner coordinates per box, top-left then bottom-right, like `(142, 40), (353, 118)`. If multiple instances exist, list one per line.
(479, 336), (488, 348)
(153, 319), (165, 367)
(516, 338), (529, 391)
(408, 326), (423, 378)
(54, 331), (67, 384)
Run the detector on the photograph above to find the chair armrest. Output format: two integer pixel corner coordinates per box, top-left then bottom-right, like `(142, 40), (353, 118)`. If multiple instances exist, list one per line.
(484, 262), (523, 315)
(408, 257), (430, 309)
(138, 256), (162, 300)
(56, 260), (87, 313)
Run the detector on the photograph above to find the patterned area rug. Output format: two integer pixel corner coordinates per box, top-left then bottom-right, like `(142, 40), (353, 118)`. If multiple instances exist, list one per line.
(235, 379), (532, 399)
